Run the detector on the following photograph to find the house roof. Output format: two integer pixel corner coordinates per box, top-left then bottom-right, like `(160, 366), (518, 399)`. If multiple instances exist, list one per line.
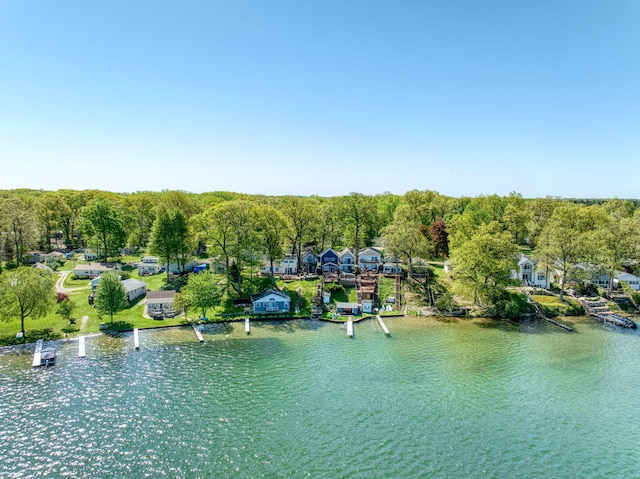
(122, 278), (147, 293)
(319, 248), (338, 258)
(336, 302), (359, 309)
(32, 262), (53, 272)
(358, 247), (380, 256)
(251, 288), (290, 302)
(147, 290), (176, 300)
(302, 249), (318, 259)
(338, 248), (355, 258)
(74, 263), (112, 272)
(518, 254), (536, 267)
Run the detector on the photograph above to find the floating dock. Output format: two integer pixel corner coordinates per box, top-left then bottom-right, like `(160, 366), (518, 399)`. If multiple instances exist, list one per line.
(32, 339), (43, 367)
(376, 315), (390, 335)
(78, 336), (86, 358)
(192, 323), (204, 342)
(346, 320), (354, 337)
(133, 328), (140, 349)
(245, 318), (251, 334)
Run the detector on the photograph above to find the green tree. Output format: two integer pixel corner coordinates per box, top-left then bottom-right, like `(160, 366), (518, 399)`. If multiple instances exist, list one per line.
(94, 271), (127, 323)
(278, 196), (316, 270)
(450, 222), (519, 309)
(80, 198), (126, 261)
(0, 267), (55, 335)
(57, 297), (76, 326)
(339, 192), (377, 262)
(591, 215), (639, 294)
(149, 207), (193, 282)
(183, 272), (221, 319)
(381, 211), (431, 276)
(254, 204), (289, 286)
(1, 197), (39, 266)
(535, 204), (607, 300)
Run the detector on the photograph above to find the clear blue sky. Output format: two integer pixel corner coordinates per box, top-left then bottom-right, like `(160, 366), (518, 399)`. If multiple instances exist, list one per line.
(1, 0), (638, 198)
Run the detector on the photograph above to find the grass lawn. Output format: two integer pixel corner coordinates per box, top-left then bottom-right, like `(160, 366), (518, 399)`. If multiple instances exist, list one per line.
(532, 295), (583, 316)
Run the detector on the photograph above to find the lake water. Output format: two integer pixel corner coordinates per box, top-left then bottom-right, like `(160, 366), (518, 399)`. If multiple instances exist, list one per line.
(1, 317), (639, 478)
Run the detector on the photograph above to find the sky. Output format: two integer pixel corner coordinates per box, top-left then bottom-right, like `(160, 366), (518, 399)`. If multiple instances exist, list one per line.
(0, 0), (638, 198)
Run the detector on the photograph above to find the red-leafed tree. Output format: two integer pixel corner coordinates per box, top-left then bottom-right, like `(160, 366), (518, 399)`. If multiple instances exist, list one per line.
(430, 218), (449, 258)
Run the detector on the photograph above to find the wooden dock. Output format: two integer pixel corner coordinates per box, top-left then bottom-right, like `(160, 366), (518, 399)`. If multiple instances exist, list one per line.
(78, 336), (86, 358)
(192, 323), (204, 342)
(524, 290), (574, 331)
(346, 320), (354, 337)
(245, 318), (251, 334)
(32, 339), (43, 367)
(376, 315), (390, 335)
(133, 328), (140, 349)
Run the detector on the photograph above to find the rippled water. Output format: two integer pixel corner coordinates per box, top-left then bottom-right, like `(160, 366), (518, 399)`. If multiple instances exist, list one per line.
(1, 317), (639, 478)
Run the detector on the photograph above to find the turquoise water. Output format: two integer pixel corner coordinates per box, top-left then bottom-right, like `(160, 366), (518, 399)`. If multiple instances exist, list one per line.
(1, 317), (639, 478)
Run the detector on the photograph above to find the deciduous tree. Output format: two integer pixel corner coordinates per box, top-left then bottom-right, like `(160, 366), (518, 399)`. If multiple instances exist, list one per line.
(183, 272), (221, 319)
(0, 267), (55, 334)
(80, 198), (126, 261)
(94, 271), (128, 323)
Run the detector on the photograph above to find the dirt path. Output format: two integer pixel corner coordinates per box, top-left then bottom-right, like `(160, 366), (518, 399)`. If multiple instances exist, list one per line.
(55, 271), (85, 294)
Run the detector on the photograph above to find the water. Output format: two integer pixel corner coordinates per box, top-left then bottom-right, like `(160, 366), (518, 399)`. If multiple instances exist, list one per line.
(1, 317), (639, 478)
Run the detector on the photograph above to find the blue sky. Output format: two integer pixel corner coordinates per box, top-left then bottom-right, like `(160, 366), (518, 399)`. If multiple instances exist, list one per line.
(1, 0), (638, 198)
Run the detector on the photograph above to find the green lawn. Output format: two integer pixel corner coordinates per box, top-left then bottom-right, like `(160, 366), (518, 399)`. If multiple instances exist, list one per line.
(532, 294), (583, 316)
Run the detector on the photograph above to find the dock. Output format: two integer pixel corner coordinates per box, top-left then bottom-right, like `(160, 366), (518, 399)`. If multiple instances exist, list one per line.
(191, 323), (204, 342)
(346, 320), (354, 337)
(133, 328), (140, 349)
(78, 336), (86, 358)
(245, 318), (251, 334)
(376, 315), (390, 335)
(32, 339), (43, 367)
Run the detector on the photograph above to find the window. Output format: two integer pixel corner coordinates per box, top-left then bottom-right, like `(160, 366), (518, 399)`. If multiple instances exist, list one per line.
(537, 273), (546, 281)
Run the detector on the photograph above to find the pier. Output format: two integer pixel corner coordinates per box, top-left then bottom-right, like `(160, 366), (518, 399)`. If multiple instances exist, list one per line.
(32, 339), (43, 367)
(346, 320), (354, 337)
(78, 336), (86, 358)
(192, 323), (204, 342)
(580, 299), (637, 329)
(245, 318), (251, 334)
(133, 328), (140, 349)
(376, 315), (390, 335)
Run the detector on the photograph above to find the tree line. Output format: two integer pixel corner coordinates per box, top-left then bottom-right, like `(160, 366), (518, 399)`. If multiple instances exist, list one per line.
(2, 189), (640, 310)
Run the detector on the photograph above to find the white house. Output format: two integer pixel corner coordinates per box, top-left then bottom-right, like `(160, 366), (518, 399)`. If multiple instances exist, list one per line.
(613, 271), (640, 291)
(147, 290), (176, 315)
(73, 263), (113, 278)
(82, 249), (99, 261)
(138, 256), (162, 275)
(165, 260), (197, 274)
(382, 257), (403, 275)
(122, 278), (147, 302)
(260, 256), (298, 276)
(513, 254), (550, 288)
(358, 247), (381, 272)
(339, 248), (356, 273)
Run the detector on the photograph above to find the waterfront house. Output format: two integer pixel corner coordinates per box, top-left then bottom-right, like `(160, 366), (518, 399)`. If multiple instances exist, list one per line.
(613, 271), (640, 291)
(338, 248), (356, 273)
(336, 302), (360, 315)
(261, 255), (298, 275)
(358, 247), (381, 272)
(73, 263), (113, 278)
(382, 257), (403, 275)
(301, 249), (318, 273)
(320, 248), (340, 274)
(147, 290), (176, 316)
(122, 278), (147, 302)
(251, 289), (291, 314)
(512, 254), (550, 288)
